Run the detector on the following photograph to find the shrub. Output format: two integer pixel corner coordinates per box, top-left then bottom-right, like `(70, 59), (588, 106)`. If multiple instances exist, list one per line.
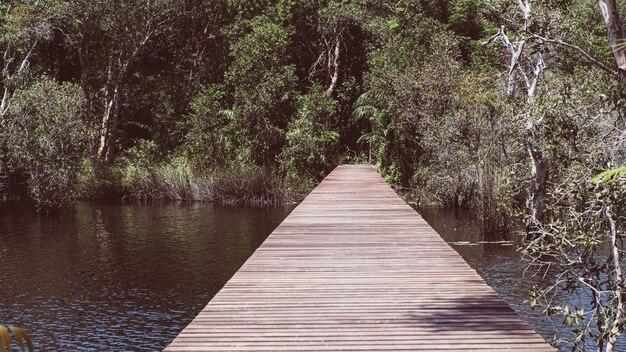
(183, 85), (236, 171)
(280, 85), (340, 191)
(3, 77), (87, 209)
(224, 16), (297, 165)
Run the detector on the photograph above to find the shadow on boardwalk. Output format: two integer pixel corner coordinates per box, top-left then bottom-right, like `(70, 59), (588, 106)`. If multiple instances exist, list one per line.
(407, 293), (541, 335)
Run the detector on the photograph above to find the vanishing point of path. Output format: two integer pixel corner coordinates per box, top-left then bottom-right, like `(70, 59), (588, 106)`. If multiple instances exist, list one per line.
(165, 165), (554, 351)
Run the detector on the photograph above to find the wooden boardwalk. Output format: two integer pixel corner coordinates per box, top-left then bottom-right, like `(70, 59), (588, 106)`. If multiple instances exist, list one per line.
(165, 165), (554, 351)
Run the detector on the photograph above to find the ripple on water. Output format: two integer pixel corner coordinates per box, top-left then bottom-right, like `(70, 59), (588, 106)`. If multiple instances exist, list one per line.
(0, 202), (294, 350)
(3, 202), (623, 351)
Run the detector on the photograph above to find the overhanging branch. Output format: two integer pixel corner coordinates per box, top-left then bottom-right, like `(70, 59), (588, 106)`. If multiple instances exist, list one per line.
(530, 34), (617, 76)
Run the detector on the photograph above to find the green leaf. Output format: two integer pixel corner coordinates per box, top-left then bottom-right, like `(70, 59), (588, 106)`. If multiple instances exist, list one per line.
(387, 18), (399, 30)
(218, 109), (236, 120)
(357, 133), (374, 144)
(325, 131), (340, 142)
(354, 92), (371, 107)
(352, 105), (378, 122)
(592, 166), (626, 183)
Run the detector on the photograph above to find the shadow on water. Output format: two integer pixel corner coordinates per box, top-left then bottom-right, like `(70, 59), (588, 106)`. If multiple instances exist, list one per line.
(0, 201), (295, 350)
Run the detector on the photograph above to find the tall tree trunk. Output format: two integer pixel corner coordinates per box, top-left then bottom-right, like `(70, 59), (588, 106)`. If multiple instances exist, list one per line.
(98, 85), (120, 162)
(599, 0), (626, 94)
(78, 36), (99, 171)
(94, 27), (156, 163)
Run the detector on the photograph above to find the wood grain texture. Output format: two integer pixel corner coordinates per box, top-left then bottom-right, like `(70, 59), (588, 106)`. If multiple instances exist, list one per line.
(164, 165), (554, 352)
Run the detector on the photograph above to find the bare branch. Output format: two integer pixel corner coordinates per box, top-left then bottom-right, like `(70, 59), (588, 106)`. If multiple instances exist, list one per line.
(530, 34), (617, 76)
(18, 40), (38, 74)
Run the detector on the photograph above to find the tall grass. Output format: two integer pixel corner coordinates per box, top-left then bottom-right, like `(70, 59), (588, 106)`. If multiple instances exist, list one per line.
(124, 163), (211, 201)
(121, 162), (289, 205)
(209, 166), (287, 205)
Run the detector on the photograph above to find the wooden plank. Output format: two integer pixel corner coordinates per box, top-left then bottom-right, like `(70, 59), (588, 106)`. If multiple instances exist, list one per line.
(164, 165), (554, 351)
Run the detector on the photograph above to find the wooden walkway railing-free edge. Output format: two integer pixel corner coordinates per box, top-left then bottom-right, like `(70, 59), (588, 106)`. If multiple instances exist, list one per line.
(164, 164), (554, 351)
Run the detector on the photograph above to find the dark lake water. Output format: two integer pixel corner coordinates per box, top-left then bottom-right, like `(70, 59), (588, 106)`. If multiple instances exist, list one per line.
(1, 202), (623, 351)
(0, 202), (295, 350)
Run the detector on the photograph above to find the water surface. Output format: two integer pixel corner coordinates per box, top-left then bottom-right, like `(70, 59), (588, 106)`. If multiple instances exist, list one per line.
(2, 202), (624, 351)
(0, 202), (294, 350)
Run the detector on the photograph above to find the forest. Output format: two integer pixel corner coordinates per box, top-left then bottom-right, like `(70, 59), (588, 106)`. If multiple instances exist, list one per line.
(0, 0), (625, 350)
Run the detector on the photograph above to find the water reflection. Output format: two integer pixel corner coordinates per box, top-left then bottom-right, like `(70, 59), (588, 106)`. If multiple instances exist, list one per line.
(2, 202), (623, 351)
(0, 202), (294, 350)
(418, 206), (625, 352)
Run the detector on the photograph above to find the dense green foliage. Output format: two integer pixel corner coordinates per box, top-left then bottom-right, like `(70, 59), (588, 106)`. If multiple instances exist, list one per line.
(2, 78), (87, 209)
(0, 0), (625, 349)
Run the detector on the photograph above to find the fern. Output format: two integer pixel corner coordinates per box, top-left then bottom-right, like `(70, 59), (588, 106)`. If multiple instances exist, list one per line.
(592, 166), (626, 183)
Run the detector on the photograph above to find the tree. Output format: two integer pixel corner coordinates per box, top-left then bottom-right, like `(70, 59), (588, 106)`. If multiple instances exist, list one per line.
(483, 1), (626, 349)
(0, 1), (64, 117)
(310, 1), (356, 95)
(483, 0), (550, 232)
(280, 85), (340, 187)
(183, 84), (234, 171)
(63, 0), (178, 163)
(526, 166), (626, 351)
(224, 15), (297, 165)
(360, 11), (462, 185)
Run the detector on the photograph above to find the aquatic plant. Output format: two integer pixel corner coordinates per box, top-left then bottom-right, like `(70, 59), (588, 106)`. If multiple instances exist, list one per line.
(0, 324), (33, 352)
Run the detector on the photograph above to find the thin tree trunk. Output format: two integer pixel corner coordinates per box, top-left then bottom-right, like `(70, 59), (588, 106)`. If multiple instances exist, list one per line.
(95, 28), (155, 163)
(528, 144), (547, 225)
(1, 87), (9, 116)
(105, 89), (121, 162)
(78, 35), (99, 171)
(98, 85), (120, 162)
(506, 40), (525, 99)
(605, 206), (624, 352)
(1, 40), (37, 117)
(326, 38), (340, 95)
(525, 122), (548, 230)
